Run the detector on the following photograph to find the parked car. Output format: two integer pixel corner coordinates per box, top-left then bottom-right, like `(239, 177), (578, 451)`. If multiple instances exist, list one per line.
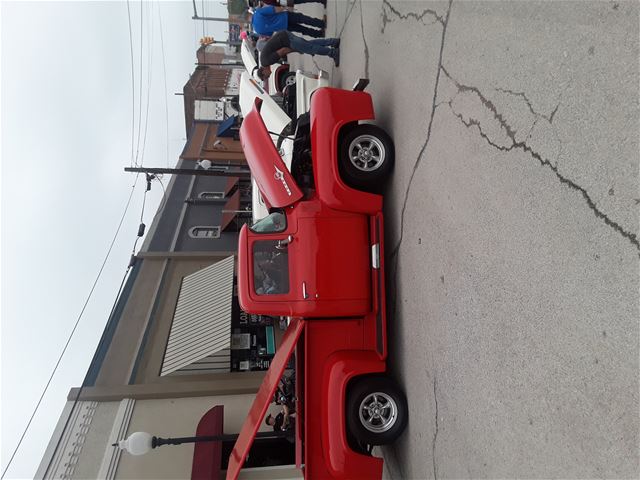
(226, 84), (404, 480)
(238, 67), (329, 223)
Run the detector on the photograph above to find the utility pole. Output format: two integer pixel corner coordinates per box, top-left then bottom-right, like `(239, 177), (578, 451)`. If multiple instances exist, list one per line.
(125, 166), (250, 178)
(199, 39), (242, 46)
(191, 0), (230, 22)
(196, 62), (243, 67)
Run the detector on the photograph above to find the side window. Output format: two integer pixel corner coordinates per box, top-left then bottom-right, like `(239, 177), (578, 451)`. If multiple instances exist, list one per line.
(189, 226), (221, 239)
(253, 240), (290, 295)
(199, 192), (225, 200)
(250, 211), (286, 234)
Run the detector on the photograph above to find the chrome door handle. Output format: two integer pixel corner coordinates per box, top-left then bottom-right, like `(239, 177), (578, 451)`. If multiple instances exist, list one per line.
(302, 281), (309, 299)
(275, 235), (293, 250)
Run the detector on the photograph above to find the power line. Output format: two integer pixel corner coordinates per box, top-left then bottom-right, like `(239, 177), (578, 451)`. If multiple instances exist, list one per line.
(157, 1), (170, 168)
(0, 175), (142, 480)
(126, 0), (136, 168)
(133, 0), (144, 167)
(138, 0), (154, 169)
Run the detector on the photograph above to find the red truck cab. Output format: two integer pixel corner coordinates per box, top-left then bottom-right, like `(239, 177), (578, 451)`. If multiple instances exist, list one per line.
(227, 86), (406, 480)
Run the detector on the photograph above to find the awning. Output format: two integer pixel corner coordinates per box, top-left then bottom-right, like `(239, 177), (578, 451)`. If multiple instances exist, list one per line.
(224, 177), (239, 196)
(191, 406), (224, 480)
(226, 317), (305, 480)
(221, 190), (241, 231)
(217, 115), (239, 138)
(161, 256), (235, 376)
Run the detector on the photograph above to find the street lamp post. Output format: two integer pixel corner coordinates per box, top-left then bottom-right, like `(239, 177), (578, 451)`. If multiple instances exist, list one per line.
(114, 431), (290, 456)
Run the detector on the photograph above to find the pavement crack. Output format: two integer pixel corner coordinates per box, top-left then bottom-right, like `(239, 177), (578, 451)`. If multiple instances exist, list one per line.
(391, 0), (453, 260)
(359, 0), (369, 78)
(432, 376), (439, 480)
(447, 103), (513, 152)
(443, 66), (518, 140)
(338, 0), (358, 38)
(495, 86), (559, 124)
(381, 0), (445, 34)
(442, 69), (640, 255)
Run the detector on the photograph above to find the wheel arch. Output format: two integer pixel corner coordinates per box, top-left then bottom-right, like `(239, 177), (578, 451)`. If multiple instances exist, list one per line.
(310, 88), (382, 214)
(319, 350), (386, 478)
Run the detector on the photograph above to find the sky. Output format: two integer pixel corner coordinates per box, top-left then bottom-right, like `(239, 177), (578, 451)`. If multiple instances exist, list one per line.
(1, 1), (230, 478)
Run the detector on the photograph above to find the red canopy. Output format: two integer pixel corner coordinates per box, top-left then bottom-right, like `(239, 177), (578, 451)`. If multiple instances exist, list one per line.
(191, 406), (224, 480)
(220, 190), (241, 231)
(225, 318), (305, 480)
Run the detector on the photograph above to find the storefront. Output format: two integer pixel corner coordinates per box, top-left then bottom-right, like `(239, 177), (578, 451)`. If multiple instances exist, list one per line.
(230, 281), (283, 372)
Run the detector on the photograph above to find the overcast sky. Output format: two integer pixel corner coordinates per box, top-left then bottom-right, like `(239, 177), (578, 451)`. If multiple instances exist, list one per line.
(1, 1), (229, 477)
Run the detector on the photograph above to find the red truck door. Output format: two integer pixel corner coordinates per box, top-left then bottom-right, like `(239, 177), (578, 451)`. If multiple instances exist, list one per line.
(240, 208), (371, 318)
(289, 213), (372, 317)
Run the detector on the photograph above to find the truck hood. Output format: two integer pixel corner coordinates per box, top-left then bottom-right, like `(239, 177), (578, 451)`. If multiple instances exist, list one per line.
(240, 98), (303, 208)
(226, 317), (305, 480)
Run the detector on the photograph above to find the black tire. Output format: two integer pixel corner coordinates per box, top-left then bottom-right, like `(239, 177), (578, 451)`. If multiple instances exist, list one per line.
(347, 375), (408, 445)
(278, 71), (297, 92)
(339, 124), (394, 192)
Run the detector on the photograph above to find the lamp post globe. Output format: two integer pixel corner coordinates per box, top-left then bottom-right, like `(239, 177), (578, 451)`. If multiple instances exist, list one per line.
(198, 159), (212, 170)
(119, 431), (153, 456)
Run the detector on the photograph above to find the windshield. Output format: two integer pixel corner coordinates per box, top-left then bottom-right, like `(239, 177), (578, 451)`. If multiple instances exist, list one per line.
(250, 211), (286, 234)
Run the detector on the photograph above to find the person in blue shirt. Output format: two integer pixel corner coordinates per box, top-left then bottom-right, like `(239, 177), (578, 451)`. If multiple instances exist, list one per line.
(252, 5), (325, 38)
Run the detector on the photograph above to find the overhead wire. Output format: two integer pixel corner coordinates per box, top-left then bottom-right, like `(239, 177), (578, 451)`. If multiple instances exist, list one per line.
(133, 0), (144, 167)
(157, 1), (170, 168)
(2, 0), (166, 473)
(126, 0), (136, 167)
(0, 174), (142, 480)
(3, 0), (181, 471)
(138, 0), (154, 169)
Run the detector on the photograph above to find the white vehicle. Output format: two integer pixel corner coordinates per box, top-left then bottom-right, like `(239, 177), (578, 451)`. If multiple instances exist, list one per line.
(284, 69), (329, 119)
(238, 42), (330, 222)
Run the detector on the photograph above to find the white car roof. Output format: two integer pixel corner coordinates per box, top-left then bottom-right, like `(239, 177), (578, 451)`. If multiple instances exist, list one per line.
(239, 71), (291, 139)
(241, 39), (257, 74)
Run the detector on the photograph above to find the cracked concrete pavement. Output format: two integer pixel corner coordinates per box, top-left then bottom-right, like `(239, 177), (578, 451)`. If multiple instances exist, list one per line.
(289, 0), (639, 477)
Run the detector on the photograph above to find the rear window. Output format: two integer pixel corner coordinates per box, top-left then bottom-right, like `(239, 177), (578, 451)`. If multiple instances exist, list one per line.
(253, 240), (290, 295)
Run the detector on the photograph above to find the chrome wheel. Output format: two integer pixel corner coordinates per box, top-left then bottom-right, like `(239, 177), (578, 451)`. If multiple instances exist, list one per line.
(358, 391), (398, 433)
(348, 134), (386, 172)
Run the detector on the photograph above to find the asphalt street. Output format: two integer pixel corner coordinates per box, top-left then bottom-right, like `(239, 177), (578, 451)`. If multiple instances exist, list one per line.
(289, 1), (639, 478)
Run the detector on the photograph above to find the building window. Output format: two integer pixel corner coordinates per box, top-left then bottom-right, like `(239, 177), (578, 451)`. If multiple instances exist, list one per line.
(189, 226), (221, 239)
(199, 191), (225, 200)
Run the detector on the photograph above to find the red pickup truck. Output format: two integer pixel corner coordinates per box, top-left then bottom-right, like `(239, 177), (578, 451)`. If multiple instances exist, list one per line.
(226, 84), (407, 479)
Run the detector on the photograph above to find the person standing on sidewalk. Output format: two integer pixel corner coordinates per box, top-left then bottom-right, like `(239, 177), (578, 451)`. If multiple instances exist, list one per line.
(251, 5), (325, 38)
(256, 31), (340, 81)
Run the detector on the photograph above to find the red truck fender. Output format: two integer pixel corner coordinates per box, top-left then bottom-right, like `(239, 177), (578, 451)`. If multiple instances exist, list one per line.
(310, 88), (383, 215)
(321, 350), (386, 478)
